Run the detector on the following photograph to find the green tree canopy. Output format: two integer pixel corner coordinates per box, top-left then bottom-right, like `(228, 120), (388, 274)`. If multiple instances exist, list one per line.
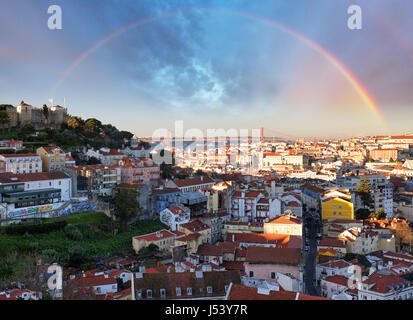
(370, 209), (387, 220)
(111, 189), (140, 227)
(67, 116), (84, 130)
(42, 104), (49, 119)
(0, 110), (10, 124)
(84, 118), (102, 134)
(355, 208), (371, 220)
(356, 177), (373, 209)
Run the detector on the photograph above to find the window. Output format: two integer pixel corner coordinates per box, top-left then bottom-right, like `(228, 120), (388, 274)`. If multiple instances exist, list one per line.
(207, 286), (213, 294)
(249, 271), (254, 277)
(176, 287), (181, 296)
(160, 289), (166, 298)
(187, 288), (192, 296)
(147, 289), (152, 299)
(271, 272), (276, 279)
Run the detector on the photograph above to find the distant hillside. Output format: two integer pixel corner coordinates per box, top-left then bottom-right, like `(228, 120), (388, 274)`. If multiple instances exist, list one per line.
(0, 109), (134, 151)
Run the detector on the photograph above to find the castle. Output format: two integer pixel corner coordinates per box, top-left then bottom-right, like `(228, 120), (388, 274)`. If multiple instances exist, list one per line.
(4, 101), (70, 129)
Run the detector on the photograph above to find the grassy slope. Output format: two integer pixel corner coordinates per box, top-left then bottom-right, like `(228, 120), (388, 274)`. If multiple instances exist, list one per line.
(0, 212), (165, 261)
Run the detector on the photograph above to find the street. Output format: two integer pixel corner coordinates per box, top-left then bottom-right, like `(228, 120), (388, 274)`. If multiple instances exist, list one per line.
(303, 211), (321, 296)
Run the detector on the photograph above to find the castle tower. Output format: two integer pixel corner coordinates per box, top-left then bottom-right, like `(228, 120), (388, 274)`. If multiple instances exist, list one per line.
(16, 100), (33, 125)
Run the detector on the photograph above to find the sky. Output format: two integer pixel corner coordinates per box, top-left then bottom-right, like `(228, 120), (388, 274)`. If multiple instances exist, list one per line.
(0, 0), (413, 138)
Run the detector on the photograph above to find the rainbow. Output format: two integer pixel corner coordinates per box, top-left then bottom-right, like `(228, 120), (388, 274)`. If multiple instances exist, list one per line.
(51, 8), (384, 124)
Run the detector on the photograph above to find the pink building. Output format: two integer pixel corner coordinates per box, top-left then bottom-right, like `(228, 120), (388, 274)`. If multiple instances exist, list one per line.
(244, 247), (303, 283)
(117, 157), (160, 186)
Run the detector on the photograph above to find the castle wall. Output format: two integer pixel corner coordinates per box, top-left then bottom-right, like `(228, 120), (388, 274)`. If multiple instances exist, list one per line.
(5, 104), (68, 129)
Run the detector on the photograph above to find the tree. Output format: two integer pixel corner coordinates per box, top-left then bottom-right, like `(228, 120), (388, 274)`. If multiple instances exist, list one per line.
(67, 246), (88, 268)
(86, 156), (101, 165)
(356, 178), (373, 209)
(392, 221), (413, 252)
(0, 260), (13, 282)
(84, 118), (102, 134)
(147, 243), (159, 252)
(0, 110), (10, 132)
(42, 104), (49, 125)
(111, 189), (140, 227)
(355, 208), (371, 220)
(67, 116), (84, 130)
(370, 209), (386, 220)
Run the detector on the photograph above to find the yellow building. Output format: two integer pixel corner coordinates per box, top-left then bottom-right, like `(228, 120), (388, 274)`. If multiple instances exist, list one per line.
(37, 146), (66, 171)
(175, 233), (203, 254)
(179, 220), (212, 244)
(132, 229), (176, 254)
(321, 189), (354, 222)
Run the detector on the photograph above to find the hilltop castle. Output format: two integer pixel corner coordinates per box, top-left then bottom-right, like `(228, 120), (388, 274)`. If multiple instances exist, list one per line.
(4, 101), (70, 129)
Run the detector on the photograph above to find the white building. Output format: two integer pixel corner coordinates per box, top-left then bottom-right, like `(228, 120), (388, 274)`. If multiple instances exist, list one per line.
(0, 153), (42, 174)
(0, 171), (72, 225)
(86, 148), (124, 166)
(159, 206), (190, 231)
(358, 272), (413, 300)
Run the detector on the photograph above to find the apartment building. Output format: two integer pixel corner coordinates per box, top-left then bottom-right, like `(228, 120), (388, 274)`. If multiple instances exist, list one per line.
(0, 153), (42, 174)
(37, 146), (67, 171)
(0, 171), (72, 224)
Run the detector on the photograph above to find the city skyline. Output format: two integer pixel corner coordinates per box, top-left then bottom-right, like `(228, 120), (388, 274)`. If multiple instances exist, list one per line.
(1, 0), (413, 137)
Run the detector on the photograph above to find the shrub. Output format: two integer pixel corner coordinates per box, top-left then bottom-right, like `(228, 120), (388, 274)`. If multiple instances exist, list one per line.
(41, 249), (59, 263)
(67, 246), (88, 268)
(64, 225), (83, 241)
(5, 221), (67, 235)
(0, 261), (13, 280)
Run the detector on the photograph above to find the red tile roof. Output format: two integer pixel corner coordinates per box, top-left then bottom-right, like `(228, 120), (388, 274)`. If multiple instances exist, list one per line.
(319, 259), (351, 269)
(268, 215), (302, 225)
(362, 272), (412, 293)
(167, 206), (187, 215)
(0, 171), (69, 183)
(323, 275), (349, 287)
(0, 153), (39, 158)
(173, 177), (214, 187)
(180, 220), (210, 232)
(197, 244), (223, 257)
(318, 237), (346, 248)
(227, 284), (328, 300)
(133, 229), (175, 242)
